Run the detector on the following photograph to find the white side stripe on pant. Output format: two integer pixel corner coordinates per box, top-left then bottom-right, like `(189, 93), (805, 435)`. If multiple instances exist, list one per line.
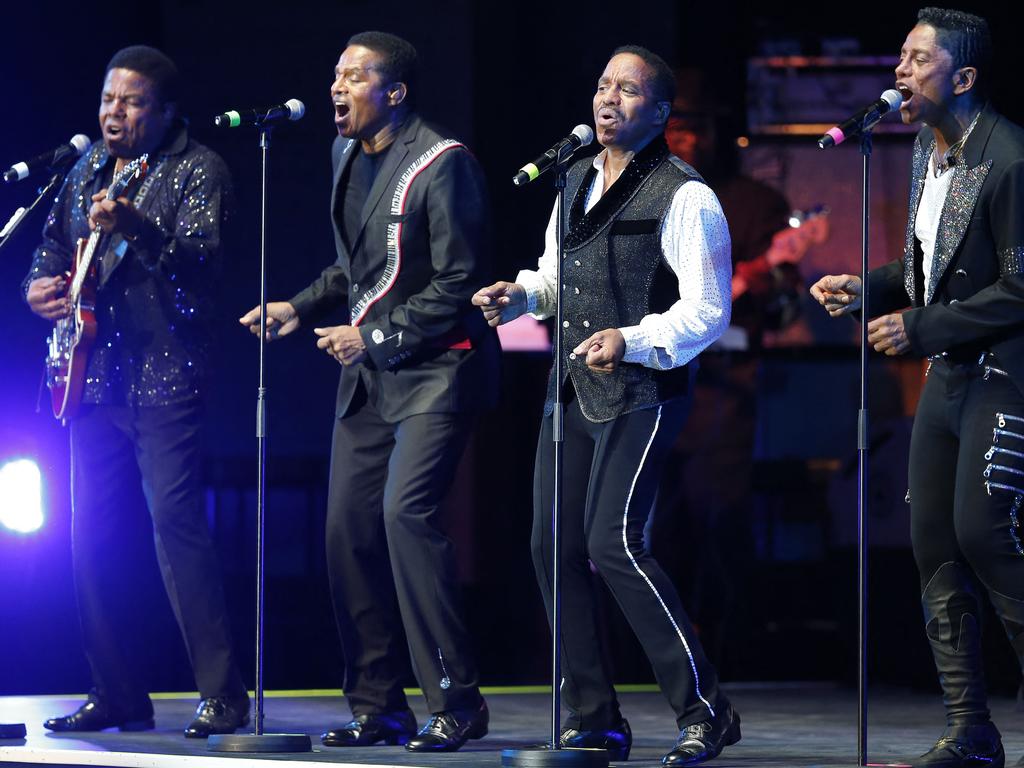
(621, 405), (715, 718)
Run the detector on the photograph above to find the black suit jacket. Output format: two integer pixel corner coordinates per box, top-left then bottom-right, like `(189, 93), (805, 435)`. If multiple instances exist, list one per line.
(290, 115), (499, 420)
(868, 104), (1024, 392)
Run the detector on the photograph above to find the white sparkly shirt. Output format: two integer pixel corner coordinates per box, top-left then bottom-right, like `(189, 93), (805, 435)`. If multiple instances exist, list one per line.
(516, 150), (733, 370)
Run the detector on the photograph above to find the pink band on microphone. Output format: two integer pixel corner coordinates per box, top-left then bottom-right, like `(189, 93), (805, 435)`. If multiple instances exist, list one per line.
(826, 127), (845, 146)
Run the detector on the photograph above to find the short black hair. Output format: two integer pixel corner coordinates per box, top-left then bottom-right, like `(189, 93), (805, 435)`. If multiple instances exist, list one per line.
(347, 31), (418, 104)
(106, 45), (180, 104)
(611, 44), (676, 104)
(916, 7), (992, 94)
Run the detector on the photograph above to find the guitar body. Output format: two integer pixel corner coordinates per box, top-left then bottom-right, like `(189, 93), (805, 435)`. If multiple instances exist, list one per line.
(47, 238), (98, 421)
(43, 154), (148, 423)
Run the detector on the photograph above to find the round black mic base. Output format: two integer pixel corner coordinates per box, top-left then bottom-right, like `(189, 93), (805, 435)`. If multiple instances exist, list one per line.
(501, 746), (610, 767)
(207, 733), (312, 752)
(0, 723), (27, 740)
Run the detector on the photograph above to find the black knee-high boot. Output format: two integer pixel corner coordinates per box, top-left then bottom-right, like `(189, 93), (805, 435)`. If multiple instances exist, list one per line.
(910, 562), (1004, 768)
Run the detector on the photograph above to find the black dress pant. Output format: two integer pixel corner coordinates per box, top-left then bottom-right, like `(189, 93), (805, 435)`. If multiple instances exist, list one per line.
(910, 357), (1024, 597)
(532, 392), (726, 730)
(909, 355), (1024, 717)
(326, 377), (480, 717)
(70, 401), (245, 705)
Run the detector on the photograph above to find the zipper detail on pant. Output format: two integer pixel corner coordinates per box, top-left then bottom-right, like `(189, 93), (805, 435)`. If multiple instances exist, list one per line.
(985, 446), (1024, 462)
(997, 412), (1024, 429)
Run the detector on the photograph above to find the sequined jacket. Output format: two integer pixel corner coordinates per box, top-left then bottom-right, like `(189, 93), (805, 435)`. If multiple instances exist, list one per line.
(868, 105), (1024, 391)
(23, 120), (231, 407)
(289, 115), (499, 422)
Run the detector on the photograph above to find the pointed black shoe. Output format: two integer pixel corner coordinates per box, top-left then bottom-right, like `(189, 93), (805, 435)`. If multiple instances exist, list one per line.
(44, 691), (154, 733)
(908, 723), (1004, 768)
(405, 698), (488, 752)
(560, 717), (632, 760)
(183, 696), (250, 739)
(321, 711), (417, 746)
(662, 704), (740, 766)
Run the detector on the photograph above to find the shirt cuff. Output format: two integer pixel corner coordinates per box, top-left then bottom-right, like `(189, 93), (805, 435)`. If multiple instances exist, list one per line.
(515, 268), (542, 315)
(619, 324), (651, 364)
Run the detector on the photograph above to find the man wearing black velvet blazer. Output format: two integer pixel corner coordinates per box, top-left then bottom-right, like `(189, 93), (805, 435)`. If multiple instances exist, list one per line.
(240, 30), (498, 754)
(812, 9), (1024, 767)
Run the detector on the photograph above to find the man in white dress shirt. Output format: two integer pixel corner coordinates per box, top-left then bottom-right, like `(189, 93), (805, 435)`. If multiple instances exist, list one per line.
(474, 45), (737, 767)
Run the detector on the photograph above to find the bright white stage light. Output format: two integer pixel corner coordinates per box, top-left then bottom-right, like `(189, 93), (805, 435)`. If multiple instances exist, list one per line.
(0, 459), (44, 534)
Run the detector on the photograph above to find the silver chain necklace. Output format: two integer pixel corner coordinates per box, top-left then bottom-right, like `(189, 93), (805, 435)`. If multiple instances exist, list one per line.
(933, 109), (982, 177)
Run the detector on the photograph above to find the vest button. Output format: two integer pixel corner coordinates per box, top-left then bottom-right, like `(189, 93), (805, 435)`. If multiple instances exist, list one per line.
(562, 321), (569, 328)
(569, 353), (577, 360)
(574, 260), (581, 267)
(583, 320), (591, 328)
(573, 287), (580, 295)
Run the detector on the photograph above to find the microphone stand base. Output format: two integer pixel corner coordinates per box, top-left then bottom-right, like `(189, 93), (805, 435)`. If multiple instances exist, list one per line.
(501, 746), (610, 767)
(207, 733), (312, 753)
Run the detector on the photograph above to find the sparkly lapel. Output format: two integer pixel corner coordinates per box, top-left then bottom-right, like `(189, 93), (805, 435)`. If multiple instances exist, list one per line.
(926, 158), (992, 304)
(925, 106), (997, 305)
(902, 135), (931, 305)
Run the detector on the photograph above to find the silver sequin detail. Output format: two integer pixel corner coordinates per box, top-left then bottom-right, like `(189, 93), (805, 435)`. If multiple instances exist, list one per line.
(925, 159), (992, 305)
(999, 246), (1024, 277)
(437, 647), (451, 690)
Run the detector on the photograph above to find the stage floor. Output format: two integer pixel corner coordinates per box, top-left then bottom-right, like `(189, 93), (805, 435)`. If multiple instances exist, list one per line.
(1, 684), (1022, 768)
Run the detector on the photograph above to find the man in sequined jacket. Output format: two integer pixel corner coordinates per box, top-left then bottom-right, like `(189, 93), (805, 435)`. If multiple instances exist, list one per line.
(812, 9), (1024, 767)
(474, 45), (739, 766)
(23, 46), (248, 739)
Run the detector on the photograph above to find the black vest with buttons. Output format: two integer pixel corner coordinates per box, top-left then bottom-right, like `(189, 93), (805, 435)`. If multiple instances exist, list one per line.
(546, 136), (701, 423)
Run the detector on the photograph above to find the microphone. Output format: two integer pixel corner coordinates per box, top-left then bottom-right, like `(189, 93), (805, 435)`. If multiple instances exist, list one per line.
(3, 135), (91, 183)
(214, 99), (306, 128)
(817, 89), (903, 149)
(513, 124), (594, 186)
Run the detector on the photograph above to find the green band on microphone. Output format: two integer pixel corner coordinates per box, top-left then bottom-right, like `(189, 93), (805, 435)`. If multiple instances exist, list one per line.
(523, 163), (540, 181)
(227, 111), (242, 128)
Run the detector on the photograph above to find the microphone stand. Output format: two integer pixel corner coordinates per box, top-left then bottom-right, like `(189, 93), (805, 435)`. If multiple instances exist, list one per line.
(207, 121), (310, 754)
(502, 148), (607, 768)
(855, 128), (872, 768)
(0, 170), (69, 255)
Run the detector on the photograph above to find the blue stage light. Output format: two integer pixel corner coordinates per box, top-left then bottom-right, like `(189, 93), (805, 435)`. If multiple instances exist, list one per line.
(0, 459), (44, 534)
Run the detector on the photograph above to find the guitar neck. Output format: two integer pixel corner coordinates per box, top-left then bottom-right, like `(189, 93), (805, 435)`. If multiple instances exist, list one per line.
(69, 229), (105, 301)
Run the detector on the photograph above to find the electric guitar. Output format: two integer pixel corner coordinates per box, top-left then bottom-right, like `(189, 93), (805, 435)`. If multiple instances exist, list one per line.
(46, 155), (148, 422)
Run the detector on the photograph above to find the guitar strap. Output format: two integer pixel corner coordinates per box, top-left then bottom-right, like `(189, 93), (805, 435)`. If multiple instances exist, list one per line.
(99, 160), (162, 286)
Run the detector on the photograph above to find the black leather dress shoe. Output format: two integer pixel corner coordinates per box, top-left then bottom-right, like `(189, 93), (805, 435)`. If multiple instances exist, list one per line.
(908, 723), (1004, 768)
(44, 691), (154, 733)
(560, 717), (632, 760)
(663, 704), (740, 766)
(405, 698), (488, 752)
(321, 711), (417, 747)
(183, 696), (250, 739)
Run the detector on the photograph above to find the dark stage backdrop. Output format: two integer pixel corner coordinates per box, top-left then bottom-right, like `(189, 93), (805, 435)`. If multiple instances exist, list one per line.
(1, 0), (1021, 698)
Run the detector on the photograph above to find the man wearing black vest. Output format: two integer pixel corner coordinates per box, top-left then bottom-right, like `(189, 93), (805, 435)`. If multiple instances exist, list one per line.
(240, 31), (497, 753)
(812, 9), (1024, 768)
(474, 45), (737, 766)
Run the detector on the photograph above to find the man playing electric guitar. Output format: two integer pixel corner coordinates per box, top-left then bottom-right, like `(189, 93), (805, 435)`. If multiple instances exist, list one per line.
(22, 45), (249, 738)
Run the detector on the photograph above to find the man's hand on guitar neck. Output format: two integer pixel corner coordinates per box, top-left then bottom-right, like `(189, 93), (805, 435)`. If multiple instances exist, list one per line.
(27, 275), (70, 320)
(89, 190), (144, 239)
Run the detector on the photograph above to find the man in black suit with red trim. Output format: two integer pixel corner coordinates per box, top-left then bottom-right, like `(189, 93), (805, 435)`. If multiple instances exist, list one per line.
(240, 31), (498, 753)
